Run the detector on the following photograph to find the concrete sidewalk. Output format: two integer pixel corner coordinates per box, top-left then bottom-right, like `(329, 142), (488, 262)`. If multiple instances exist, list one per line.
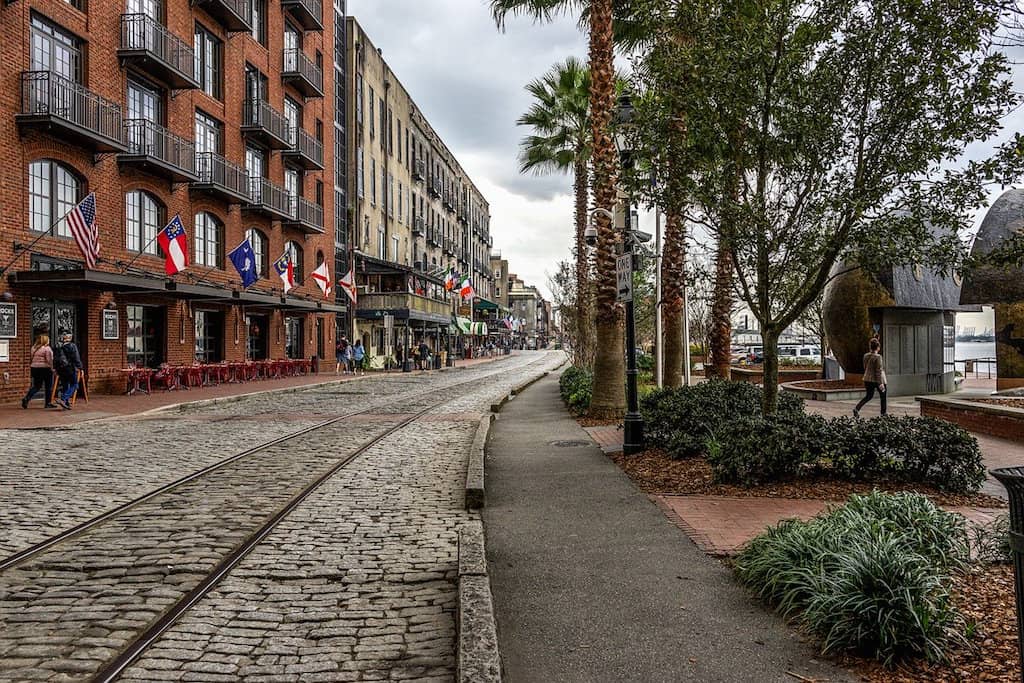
(484, 374), (853, 682)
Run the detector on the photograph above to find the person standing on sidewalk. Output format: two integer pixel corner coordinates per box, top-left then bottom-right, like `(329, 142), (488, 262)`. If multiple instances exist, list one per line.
(22, 333), (56, 409)
(418, 340), (430, 372)
(352, 339), (365, 375)
(54, 332), (82, 410)
(854, 338), (887, 417)
(335, 337), (349, 375)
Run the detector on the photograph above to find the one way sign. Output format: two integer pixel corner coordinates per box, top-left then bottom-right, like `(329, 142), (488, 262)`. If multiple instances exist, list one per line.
(616, 254), (633, 303)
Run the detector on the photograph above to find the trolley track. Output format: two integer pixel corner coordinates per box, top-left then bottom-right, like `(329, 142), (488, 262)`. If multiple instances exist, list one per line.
(0, 353), (556, 682)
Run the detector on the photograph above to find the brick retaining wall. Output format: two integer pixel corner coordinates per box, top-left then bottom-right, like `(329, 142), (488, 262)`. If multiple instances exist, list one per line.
(918, 397), (1024, 442)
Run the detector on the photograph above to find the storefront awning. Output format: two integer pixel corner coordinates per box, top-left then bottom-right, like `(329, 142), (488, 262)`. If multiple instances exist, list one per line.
(455, 317), (488, 335)
(10, 268), (167, 292)
(473, 297), (506, 312)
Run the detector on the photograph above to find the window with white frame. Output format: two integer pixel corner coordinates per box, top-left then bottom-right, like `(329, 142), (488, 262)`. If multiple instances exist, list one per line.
(125, 190), (163, 255)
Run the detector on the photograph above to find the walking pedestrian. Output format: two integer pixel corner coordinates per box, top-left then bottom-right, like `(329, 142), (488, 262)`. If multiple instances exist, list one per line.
(335, 337), (349, 375)
(344, 340), (354, 374)
(22, 333), (56, 409)
(418, 339), (430, 371)
(353, 339), (365, 375)
(54, 332), (82, 410)
(854, 338), (887, 418)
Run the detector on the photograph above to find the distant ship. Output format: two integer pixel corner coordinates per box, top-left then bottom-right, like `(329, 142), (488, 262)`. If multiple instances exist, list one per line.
(956, 326), (995, 343)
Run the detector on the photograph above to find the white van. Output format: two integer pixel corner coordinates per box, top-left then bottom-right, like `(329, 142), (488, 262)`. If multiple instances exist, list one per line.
(779, 345), (821, 364)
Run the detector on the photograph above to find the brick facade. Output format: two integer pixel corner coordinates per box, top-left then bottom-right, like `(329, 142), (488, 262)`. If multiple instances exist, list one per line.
(919, 397), (1024, 443)
(0, 0), (342, 402)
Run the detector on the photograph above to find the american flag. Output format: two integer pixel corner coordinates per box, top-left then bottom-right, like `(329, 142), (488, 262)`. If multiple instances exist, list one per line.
(67, 192), (100, 269)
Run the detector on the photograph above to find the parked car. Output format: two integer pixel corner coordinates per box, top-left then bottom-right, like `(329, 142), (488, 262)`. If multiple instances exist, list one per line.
(778, 345), (821, 364)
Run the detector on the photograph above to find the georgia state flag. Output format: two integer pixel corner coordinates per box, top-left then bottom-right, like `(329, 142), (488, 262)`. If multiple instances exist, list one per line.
(274, 253), (295, 294)
(157, 215), (188, 275)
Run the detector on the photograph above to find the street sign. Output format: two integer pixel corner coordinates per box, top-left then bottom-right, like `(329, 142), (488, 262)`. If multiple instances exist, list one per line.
(616, 254), (633, 303)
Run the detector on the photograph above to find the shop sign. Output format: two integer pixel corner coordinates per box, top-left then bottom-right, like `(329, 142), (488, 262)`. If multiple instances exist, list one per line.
(0, 340), (8, 362)
(0, 302), (16, 338)
(102, 309), (119, 340)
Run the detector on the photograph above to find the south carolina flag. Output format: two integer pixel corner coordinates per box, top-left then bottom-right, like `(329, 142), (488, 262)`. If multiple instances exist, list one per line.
(273, 253), (295, 294)
(156, 214), (188, 275)
(311, 261), (332, 297)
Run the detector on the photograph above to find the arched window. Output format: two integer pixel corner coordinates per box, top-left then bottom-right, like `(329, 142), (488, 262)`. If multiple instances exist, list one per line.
(285, 240), (303, 284)
(125, 191), (164, 255)
(194, 212), (223, 267)
(246, 228), (269, 277)
(28, 160), (82, 238)
(315, 250), (325, 267)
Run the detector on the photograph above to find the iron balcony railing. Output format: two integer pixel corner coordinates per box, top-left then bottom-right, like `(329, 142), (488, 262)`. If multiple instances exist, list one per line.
(19, 71), (125, 151)
(193, 152), (250, 202)
(242, 99), (292, 149)
(122, 119), (197, 180)
(119, 14), (198, 89)
(246, 177), (293, 218)
(280, 0), (323, 31)
(285, 195), (324, 233)
(283, 125), (324, 169)
(413, 159), (426, 181)
(357, 292), (449, 318)
(282, 48), (323, 97)
(413, 216), (425, 235)
(193, 0), (252, 32)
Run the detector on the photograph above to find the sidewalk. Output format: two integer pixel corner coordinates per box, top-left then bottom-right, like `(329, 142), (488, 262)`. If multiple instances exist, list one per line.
(484, 374), (853, 682)
(0, 353), (506, 430)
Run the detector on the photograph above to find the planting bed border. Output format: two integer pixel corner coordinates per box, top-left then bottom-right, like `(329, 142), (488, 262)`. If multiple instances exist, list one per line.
(918, 395), (1024, 443)
(781, 379), (863, 401)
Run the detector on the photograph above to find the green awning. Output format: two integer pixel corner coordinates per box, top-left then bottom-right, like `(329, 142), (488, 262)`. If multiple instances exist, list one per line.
(455, 317), (487, 335)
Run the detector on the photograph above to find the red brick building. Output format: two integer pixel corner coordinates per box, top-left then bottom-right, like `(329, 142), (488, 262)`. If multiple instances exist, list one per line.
(0, 0), (345, 401)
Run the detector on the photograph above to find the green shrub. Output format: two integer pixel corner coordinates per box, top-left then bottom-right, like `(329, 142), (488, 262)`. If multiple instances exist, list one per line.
(735, 491), (969, 665)
(636, 353), (655, 371)
(640, 380), (804, 458)
(558, 366), (593, 415)
(706, 412), (830, 485)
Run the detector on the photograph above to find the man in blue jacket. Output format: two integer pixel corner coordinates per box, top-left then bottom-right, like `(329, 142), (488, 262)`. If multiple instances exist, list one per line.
(55, 332), (83, 410)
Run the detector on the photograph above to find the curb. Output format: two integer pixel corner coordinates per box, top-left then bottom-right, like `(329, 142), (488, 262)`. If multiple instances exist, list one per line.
(489, 393), (511, 414)
(465, 413), (494, 510)
(457, 521), (501, 683)
(509, 370), (550, 396)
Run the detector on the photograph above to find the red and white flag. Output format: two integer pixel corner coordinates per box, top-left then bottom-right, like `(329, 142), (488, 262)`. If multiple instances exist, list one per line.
(67, 192), (100, 269)
(156, 215), (188, 275)
(311, 261), (332, 297)
(337, 268), (357, 304)
(273, 253), (295, 294)
(459, 274), (475, 300)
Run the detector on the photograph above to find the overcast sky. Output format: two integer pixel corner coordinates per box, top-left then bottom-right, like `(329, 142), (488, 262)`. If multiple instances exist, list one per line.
(347, 0), (587, 300)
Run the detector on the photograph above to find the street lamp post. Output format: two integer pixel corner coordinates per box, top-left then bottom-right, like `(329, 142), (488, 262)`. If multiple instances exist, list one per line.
(614, 94), (644, 455)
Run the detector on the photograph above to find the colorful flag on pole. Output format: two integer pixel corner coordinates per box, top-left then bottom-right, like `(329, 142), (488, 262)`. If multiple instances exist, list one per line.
(273, 253), (295, 294)
(337, 268), (357, 304)
(67, 192), (99, 269)
(459, 274), (475, 300)
(228, 238), (259, 288)
(157, 214), (189, 275)
(444, 268), (456, 292)
(311, 261), (332, 297)
(503, 315), (513, 330)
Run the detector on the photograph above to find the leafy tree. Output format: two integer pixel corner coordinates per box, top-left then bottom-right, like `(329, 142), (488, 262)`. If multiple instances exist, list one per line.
(492, 0), (625, 418)
(631, 0), (1024, 412)
(518, 57), (594, 367)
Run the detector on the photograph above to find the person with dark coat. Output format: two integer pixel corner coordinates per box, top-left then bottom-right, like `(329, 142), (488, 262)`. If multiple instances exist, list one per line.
(54, 332), (82, 410)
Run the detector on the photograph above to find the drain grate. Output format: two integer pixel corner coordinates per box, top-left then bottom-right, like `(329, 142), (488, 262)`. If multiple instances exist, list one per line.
(550, 440), (592, 448)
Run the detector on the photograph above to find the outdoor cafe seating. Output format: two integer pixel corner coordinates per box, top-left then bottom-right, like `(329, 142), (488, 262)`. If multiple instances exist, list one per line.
(124, 358), (313, 395)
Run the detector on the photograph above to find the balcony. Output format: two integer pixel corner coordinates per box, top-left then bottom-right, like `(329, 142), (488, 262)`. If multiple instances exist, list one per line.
(413, 216), (425, 236)
(192, 152), (250, 203)
(282, 126), (323, 170)
(118, 14), (199, 89)
(357, 292), (450, 324)
(282, 49), (323, 98)
(17, 71), (126, 152)
(193, 0), (252, 32)
(413, 159), (426, 181)
(244, 177), (293, 220)
(281, 0), (323, 31)
(283, 196), (324, 234)
(119, 119), (198, 182)
(428, 179), (441, 199)
(241, 99), (292, 150)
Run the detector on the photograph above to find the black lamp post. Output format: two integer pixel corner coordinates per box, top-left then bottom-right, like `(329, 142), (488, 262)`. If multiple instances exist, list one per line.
(613, 94), (644, 455)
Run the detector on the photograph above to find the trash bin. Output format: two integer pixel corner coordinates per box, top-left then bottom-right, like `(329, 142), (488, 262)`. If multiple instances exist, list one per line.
(990, 466), (1024, 678)
(310, 355), (319, 374)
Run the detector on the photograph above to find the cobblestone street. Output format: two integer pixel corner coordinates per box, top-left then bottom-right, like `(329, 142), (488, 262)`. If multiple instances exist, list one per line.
(0, 351), (565, 681)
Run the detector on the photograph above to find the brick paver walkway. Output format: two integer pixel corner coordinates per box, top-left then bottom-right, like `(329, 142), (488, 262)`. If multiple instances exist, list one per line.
(583, 424), (623, 453)
(654, 495), (1005, 556)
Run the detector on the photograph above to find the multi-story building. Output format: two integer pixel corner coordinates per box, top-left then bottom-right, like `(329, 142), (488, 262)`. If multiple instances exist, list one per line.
(345, 17), (494, 362)
(489, 251), (510, 311)
(0, 0), (345, 400)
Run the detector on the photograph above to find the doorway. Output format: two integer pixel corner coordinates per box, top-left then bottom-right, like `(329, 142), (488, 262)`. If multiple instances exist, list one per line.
(126, 304), (164, 367)
(246, 314), (268, 360)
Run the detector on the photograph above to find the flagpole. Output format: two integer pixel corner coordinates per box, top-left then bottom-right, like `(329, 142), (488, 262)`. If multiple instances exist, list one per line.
(0, 200), (91, 277)
(119, 231), (164, 274)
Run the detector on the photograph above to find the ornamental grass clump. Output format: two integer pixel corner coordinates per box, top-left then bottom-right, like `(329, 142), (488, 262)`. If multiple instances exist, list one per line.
(735, 491), (971, 665)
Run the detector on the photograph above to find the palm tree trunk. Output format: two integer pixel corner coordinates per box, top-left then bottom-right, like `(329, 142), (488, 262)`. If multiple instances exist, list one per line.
(708, 240), (733, 379)
(573, 155), (592, 368)
(660, 209), (685, 387)
(586, 0), (624, 419)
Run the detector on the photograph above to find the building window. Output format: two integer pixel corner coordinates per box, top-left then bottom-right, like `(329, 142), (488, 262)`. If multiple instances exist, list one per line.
(194, 110), (222, 155)
(377, 224), (385, 259)
(194, 309), (223, 362)
(370, 157), (376, 205)
(368, 86), (375, 137)
(194, 23), (222, 99)
(125, 190), (163, 254)
(356, 74), (363, 125)
(391, 235), (399, 263)
(194, 211), (223, 267)
(28, 160), (81, 238)
(357, 146), (364, 198)
(285, 240), (304, 284)
(127, 76), (163, 123)
(30, 16), (82, 81)
(251, 0), (267, 46)
(246, 227), (268, 276)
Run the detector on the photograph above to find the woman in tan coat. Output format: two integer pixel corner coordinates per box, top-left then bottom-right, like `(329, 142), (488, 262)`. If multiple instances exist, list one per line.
(854, 338), (886, 417)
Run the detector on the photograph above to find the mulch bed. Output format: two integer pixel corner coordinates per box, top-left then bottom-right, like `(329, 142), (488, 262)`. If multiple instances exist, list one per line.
(790, 379), (864, 390)
(576, 416), (621, 427)
(969, 398), (1024, 409)
(852, 564), (1018, 682)
(610, 448), (1006, 508)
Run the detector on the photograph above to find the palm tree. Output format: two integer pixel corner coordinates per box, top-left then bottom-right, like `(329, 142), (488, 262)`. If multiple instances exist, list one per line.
(492, 0), (624, 418)
(517, 57), (593, 367)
